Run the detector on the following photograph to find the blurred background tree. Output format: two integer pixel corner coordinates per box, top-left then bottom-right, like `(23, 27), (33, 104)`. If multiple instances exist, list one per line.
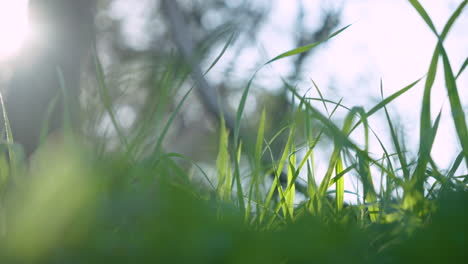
(89, 0), (341, 166)
(3, 0), (342, 190)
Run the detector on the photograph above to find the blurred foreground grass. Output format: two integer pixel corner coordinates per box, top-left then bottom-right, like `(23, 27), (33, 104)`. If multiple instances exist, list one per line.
(0, 141), (466, 263)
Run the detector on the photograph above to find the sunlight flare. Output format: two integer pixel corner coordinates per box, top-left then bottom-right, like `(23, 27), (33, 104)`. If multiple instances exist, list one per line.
(0, 0), (29, 60)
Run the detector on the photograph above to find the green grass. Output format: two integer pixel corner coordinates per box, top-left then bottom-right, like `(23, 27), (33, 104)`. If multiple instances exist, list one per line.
(0, 0), (467, 263)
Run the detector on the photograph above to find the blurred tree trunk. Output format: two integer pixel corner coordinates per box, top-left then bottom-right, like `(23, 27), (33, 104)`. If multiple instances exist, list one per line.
(4, 0), (95, 157)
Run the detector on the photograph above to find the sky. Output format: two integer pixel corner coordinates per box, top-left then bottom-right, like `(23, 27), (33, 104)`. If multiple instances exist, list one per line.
(0, 0), (467, 202)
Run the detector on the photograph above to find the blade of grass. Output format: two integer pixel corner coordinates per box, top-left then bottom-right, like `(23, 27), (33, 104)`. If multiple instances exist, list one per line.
(411, 0), (467, 190)
(94, 52), (130, 154)
(311, 80), (330, 115)
(161, 152), (215, 190)
(260, 125), (295, 223)
(439, 0), (468, 41)
(286, 141), (296, 218)
(351, 78), (422, 133)
(456, 57), (468, 79)
(265, 24), (352, 65)
(151, 87), (193, 162)
(335, 154), (345, 211)
(216, 116), (232, 201)
(408, 0), (439, 36)
(0, 92), (16, 179)
(204, 32), (237, 75)
(233, 141), (245, 213)
(246, 108), (267, 223)
(381, 81), (410, 180)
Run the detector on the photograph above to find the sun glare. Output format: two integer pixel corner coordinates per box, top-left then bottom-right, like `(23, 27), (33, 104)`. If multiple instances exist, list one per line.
(0, 0), (29, 60)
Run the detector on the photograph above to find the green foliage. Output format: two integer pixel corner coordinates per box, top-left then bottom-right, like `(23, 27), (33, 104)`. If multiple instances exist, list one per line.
(0, 1), (467, 263)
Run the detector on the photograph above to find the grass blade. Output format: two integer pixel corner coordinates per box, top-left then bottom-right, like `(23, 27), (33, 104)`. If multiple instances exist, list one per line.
(265, 24), (352, 65)
(152, 88), (193, 161)
(456, 57), (468, 79)
(0, 92), (16, 178)
(441, 47), (468, 169)
(335, 154), (344, 211)
(351, 78), (421, 133)
(94, 52), (130, 153)
(216, 116), (232, 201)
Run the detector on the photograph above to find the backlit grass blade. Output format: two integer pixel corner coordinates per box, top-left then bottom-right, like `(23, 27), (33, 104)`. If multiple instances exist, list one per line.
(351, 78), (421, 133)
(204, 32), (237, 75)
(280, 138), (322, 209)
(246, 108), (266, 223)
(381, 81), (409, 180)
(233, 19), (346, 151)
(441, 47), (468, 169)
(312, 80), (330, 115)
(305, 97), (352, 111)
(255, 108), (266, 166)
(448, 151), (464, 178)
(412, 0), (467, 190)
(128, 60), (176, 156)
(306, 161), (319, 213)
(413, 42), (440, 190)
(330, 164), (355, 186)
(355, 107), (379, 222)
(318, 108), (359, 196)
(261, 125), (295, 223)
(303, 101), (319, 212)
(368, 123), (406, 199)
(39, 93), (60, 147)
(318, 144), (343, 197)
(271, 142), (318, 221)
(358, 151), (378, 222)
(94, 53), (130, 153)
(366, 78), (421, 118)
(234, 70), (257, 149)
(289, 86), (359, 150)
(286, 142), (296, 217)
(408, 0), (438, 36)
(216, 116), (232, 201)
(335, 154), (345, 211)
(55, 68), (72, 133)
(429, 108), (443, 154)
(0, 92), (16, 178)
(456, 57), (468, 79)
(162, 152), (215, 190)
(233, 141), (245, 214)
(265, 24), (352, 65)
(284, 83), (394, 185)
(234, 15), (306, 148)
(415, 109), (446, 195)
(439, 0), (468, 41)
(152, 87), (193, 160)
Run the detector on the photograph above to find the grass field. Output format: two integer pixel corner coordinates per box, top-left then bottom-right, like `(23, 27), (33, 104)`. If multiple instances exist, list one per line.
(0, 1), (467, 263)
